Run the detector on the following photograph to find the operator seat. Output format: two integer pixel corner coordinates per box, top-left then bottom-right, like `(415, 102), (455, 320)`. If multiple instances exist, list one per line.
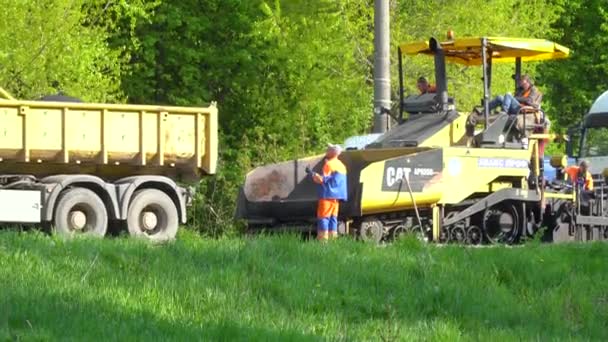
(466, 111), (528, 148)
(466, 91), (548, 147)
(507, 91), (545, 137)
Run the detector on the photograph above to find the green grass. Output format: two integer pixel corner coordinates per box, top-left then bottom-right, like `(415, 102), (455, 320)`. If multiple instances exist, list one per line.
(1, 230), (607, 341)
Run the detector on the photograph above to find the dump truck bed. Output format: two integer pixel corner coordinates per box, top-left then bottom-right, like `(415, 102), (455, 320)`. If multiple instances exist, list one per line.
(0, 99), (217, 182)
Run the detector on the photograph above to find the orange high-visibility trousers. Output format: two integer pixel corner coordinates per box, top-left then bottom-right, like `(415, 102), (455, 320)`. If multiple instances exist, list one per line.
(317, 199), (339, 240)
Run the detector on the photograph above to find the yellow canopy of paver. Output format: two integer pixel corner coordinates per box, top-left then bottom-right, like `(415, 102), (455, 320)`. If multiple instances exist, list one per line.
(400, 37), (570, 65)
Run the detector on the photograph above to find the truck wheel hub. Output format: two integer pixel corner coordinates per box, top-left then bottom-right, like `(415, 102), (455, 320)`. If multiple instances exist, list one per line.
(69, 211), (87, 230)
(141, 211), (158, 230)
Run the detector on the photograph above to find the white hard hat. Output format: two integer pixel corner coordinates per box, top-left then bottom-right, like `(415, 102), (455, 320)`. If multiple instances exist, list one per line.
(326, 143), (342, 154)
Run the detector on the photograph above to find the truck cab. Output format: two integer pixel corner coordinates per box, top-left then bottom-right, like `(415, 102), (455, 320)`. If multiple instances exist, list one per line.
(566, 91), (608, 177)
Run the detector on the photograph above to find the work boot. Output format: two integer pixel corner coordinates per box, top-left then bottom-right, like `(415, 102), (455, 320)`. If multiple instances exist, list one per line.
(329, 231), (338, 240)
(317, 230), (329, 241)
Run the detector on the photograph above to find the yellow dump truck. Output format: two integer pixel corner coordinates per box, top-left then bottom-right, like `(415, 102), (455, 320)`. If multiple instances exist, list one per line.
(0, 88), (217, 241)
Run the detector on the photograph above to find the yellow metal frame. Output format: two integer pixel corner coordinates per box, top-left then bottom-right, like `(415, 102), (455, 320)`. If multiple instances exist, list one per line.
(418, 114), (469, 148)
(544, 192), (575, 200)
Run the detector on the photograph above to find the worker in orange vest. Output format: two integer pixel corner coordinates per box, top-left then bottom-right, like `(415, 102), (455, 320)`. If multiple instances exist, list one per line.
(417, 76), (437, 95)
(565, 160), (594, 191)
(565, 160), (594, 214)
(306, 144), (348, 241)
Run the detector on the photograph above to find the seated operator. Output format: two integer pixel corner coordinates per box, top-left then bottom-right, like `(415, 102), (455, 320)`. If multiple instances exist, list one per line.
(488, 74), (542, 114)
(416, 76), (436, 95)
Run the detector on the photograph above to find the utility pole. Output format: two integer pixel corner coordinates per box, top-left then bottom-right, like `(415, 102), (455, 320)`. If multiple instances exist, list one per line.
(372, 0), (391, 134)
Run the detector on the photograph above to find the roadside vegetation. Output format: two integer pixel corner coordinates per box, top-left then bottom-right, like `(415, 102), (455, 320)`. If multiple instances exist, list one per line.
(1, 230), (607, 340)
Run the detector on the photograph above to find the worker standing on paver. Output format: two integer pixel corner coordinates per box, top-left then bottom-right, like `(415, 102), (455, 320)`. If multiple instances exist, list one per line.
(306, 144), (348, 241)
(565, 160), (594, 214)
(416, 76), (436, 95)
(565, 160), (593, 191)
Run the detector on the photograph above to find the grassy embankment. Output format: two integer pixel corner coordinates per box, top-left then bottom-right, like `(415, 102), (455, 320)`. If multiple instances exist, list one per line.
(1, 230), (607, 341)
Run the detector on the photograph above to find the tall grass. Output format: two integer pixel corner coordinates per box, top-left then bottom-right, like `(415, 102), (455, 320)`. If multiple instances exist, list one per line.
(1, 230), (607, 341)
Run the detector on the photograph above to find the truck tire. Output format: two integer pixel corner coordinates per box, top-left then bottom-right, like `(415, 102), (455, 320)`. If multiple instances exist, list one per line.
(53, 188), (108, 237)
(127, 189), (178, 242)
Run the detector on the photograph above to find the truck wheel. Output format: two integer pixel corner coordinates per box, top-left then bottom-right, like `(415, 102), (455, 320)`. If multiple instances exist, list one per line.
(127, 189), (178, 242)
(53, 188), (108, 237)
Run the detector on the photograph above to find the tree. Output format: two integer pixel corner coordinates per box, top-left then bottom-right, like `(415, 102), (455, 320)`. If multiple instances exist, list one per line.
(118, 0), (374, 158)
(537, 0), (608, 130)
(0, 0), (140, 102)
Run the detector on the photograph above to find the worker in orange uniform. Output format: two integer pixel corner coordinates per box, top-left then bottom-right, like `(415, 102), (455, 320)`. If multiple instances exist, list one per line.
(565, 160), (594, 214)
(565, 160), (593, 191)
(417, 76), (436, 95)
(306, 144), (348, 241)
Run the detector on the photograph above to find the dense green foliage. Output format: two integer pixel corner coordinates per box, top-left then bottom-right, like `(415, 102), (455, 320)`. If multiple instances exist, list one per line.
(538, 0), (608, 130)
(0, 1), (121, 101)
(118, 0), (373, 155)
(0, 0), (606, 233)
(1, 231), (608, 340)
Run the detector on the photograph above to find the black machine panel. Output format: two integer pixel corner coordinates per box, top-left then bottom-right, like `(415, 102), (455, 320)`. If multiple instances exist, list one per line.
(381, 149), (443, 192)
